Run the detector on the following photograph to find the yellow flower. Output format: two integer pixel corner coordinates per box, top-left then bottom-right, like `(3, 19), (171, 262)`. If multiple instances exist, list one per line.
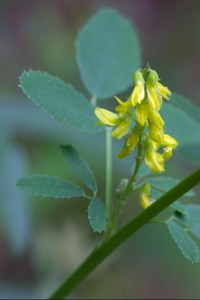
(148, 110), (165, 129)
(111, 114), (132, 139)
(146, 69), (171, 111)
(151, 140), (160, 150)
(134, 99), (149, 126)
(163, 134), (178, 148)
(114, 97), (132, 114)
(139, 193), (152, 209)
(162, 134), (178, 161)
(147, 85), (162, 111)
(95, 107), (119, 126)
(148, 125), (164, 144)
(148, 110), (165, 143)
(95, 107), (131, 139)
(145, 141), (164, 173)
(131, 83), (145, 106)
(139, 182), (153, 209)
(162, 146), (173, 160)
(130, 70), (145, 106)
(157, 82), (171, 100)
(118, 130), (139, 158)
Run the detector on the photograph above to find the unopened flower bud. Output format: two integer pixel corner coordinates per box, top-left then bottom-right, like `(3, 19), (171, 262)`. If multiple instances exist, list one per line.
(147, 70), (159, 87)
(131, 70), (145, 106)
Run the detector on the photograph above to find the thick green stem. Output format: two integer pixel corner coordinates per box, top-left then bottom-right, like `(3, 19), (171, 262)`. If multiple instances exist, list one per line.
(49, 168), (200, 299)
(105, 127), (113, 227)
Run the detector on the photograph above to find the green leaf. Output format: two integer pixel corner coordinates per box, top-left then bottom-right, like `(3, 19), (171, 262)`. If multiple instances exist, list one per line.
(61, 145), (97, 192)
(169, 94), (200, 164)
(16, 175), (85, 198)
(170, 201), (187, 215)
(189, 226), (200, 240)
(170, 93), (200, 124)
(183, 204), (200, 227)
(19, 71), (102, 133)
(178, 143), (200, 165)
(87, 197), (106, 233)
(167, 220), (200, 263)
(76, 8), (141, 99)
(149, 177), (195, 199)
(162, 102), (200, 145)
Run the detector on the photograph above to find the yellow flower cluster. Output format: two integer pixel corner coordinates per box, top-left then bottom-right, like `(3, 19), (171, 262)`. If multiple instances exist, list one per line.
(95, 68), (178, 174)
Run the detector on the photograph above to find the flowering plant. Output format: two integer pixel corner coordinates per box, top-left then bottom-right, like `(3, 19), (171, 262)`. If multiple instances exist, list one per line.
(15, 9), (200, 299)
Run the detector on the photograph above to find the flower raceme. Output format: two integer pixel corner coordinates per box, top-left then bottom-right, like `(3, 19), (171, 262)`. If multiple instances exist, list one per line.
(94, 67), (178, 174)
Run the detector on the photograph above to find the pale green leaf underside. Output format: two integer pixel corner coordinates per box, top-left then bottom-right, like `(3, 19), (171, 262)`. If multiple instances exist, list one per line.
(189, 226), (200, 239)
(76, 8), (141, 99)
(167, 220), (200, 263)
(149, 177), (195, 199)
(87, 197), (106, 233)
(183, 204), (200, 227)
(170, 201), (187, 215)
(16, 175), (85, 198)
(61, 145), (97, 192)
(19, 71), (102, 133)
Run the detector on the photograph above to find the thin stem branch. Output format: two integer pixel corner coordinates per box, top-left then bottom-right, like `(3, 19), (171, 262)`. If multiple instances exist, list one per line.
(49, 168), (200, 299)
(105, 127), (113, 227)
(107, 138), (143, 235)
(122, 139), (143, 199)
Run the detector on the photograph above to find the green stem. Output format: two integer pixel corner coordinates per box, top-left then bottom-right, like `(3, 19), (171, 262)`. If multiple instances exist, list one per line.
(105, 126), (113, 227)
(108, 139), (143, 234)
(49, 168), (200, 300)
(122, 139), (143, 199)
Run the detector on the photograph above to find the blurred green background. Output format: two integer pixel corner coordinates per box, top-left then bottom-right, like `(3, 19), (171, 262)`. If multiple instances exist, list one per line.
(0, 0), (200, 298)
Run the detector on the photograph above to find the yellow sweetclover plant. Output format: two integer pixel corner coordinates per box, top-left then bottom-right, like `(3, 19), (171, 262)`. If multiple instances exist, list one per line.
(95, 67), (178, 209)
(15, 9), (200, 299)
